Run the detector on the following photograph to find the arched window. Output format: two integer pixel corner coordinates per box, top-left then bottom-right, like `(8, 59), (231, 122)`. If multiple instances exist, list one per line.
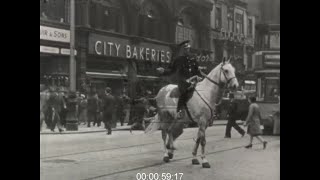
(40, 0), (69, 23)
(139, 1), (170, 42)
(175, 8), (200, 48)
(90, 0), (127, 34)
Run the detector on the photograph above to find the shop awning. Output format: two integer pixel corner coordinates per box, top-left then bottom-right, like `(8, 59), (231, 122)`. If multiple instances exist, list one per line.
(86, 72), (127, 79)
(137, 75), (160, 80)
(255, 69), (280, 73)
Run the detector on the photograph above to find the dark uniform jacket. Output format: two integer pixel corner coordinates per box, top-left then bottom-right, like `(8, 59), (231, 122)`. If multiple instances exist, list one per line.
(162, 54), (201, 94)
(162, 55), (201, 83)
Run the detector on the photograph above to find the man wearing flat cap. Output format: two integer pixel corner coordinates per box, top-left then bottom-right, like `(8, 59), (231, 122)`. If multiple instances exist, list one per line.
(157, 40), (202, 118)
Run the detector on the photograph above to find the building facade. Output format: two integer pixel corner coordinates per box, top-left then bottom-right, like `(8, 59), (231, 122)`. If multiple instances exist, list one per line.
(40, 0), (213, 98)
(247, 0), (280, 102)
(40, 0), (72, 92)
(209, 0), (255, 88)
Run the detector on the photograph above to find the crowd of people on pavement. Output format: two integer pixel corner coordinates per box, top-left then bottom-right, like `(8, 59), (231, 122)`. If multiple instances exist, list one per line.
(40, 84), (157, 135)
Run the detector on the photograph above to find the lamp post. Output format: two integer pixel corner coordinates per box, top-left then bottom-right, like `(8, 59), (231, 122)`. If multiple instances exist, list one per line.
(66, 0), (78, 131)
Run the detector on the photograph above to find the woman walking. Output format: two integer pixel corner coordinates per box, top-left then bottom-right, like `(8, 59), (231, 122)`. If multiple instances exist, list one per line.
(244, 97), (267, 149)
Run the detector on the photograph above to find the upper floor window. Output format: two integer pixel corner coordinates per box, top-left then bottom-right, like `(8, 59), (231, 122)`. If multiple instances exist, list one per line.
(248, 18), (253, 36)
(227, 8), (233, 32)
(139, 1), (169, 42)
(40, 0), (69, 23)
(176, 9), (200, 48)
(215, 7), (222, 29)
(235, 13), (244, 34)
(90, 0), (126, 33)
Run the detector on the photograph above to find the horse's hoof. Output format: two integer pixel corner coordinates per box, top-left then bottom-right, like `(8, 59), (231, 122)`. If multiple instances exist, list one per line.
(163, 156), (170, 163)
(168, 153), (174, 159)
(202, 162), (211, 168)
(192, 159), (200, 165)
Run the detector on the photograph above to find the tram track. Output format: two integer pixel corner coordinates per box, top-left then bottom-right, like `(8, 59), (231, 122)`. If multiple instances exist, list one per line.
(40, 133), (222, 160)
(81, 139), (279, 180)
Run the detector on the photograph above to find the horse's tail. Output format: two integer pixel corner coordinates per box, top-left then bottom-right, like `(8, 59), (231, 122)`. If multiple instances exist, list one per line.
(145, 113), (161, 134)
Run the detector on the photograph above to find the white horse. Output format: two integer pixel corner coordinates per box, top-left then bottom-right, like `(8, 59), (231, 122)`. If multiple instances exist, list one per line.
(145, 59), (239, 168)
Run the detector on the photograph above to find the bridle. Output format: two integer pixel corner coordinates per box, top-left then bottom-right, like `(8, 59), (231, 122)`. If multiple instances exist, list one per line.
(200, 64), (236, 89)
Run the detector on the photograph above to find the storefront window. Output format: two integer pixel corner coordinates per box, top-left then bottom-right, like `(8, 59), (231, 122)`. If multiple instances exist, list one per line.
(40, 0), (69, 23)
(265, 78), (280, 102)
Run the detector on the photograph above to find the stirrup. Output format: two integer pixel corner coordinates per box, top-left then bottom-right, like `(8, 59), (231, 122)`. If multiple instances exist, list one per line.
(177, 110), (183, 119)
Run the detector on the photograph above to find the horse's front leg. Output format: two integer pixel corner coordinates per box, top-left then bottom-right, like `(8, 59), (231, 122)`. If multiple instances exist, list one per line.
(199, 122), (210, 168)
(191, 136), (201, 165)
(162, 130), (170, 163)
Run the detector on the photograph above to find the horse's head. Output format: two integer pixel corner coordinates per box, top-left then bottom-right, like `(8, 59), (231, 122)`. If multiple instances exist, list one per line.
(205, 58), (239, 90)
(220, 58), (239, 90)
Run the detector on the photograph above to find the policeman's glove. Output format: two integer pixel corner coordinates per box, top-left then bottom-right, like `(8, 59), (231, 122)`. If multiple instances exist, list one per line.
(156, 67), (164, 73)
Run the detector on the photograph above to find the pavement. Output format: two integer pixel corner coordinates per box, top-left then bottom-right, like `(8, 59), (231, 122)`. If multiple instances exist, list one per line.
(40, 125), (280, 180)
(40, 120), (244, 135)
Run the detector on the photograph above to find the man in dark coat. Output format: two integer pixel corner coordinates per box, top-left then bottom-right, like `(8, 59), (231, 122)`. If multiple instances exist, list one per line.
(102, 87), (116, 135)
(157, 40), (202, 118)
(47, 88), (65, 133)
(225, 93), (245, 138)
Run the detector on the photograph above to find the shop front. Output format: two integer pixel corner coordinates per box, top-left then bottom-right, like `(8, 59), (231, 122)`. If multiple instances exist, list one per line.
(40, 24), (76, 92)
(84, 32), (172, 97)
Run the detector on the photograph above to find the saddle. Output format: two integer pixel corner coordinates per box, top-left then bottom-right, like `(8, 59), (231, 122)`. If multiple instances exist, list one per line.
(169, 75), (201, 98)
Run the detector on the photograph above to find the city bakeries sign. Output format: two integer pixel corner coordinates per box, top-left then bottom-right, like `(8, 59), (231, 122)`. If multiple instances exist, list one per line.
(40, 25), (70, 43)
(89, 34), (171, 63)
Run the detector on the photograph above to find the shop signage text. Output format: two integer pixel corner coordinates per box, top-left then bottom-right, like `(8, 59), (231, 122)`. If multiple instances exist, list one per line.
(264, 54), (280, 67)
(40, 46), (59, 54)
(89, 34), (171, 63)
(40, 26), (70, 43)
(40, 46), (77, 56)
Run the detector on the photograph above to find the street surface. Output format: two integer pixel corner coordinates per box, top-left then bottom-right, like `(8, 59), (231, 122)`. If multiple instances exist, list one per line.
(40, 126), (280, 180)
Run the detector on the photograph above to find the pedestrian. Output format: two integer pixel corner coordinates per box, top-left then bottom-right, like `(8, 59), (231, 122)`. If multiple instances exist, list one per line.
(95, 95), (103, 127)
(59, 91), (68, 128)
(225, 93), (245, 138)
(117, 93), (126, 126)
(244, 97), (267, 149)
(102, 87), (116, 135)
(78, 94), (88, 125)
(130, 96), (148, 132)
(47, 88), (64, 133)
(87, 87), (99, 127)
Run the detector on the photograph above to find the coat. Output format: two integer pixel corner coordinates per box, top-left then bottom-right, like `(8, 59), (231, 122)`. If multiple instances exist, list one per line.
(227, 100), (238, 120)
(102, 93), (116, 117)
(162, 55), (201, 85)
(245, 103), (262, 136)
(87, 93), (99, 113)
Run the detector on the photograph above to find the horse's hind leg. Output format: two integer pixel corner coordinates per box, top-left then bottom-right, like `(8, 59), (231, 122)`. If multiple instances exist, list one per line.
(162, 130), (170, 163)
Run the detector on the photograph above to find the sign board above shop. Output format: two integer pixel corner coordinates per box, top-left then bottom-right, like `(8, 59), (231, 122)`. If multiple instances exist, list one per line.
(88, 34), (172, 63)
(264, 54), (280, 67)
(40, 46), (77, 56)
(40, 26), (70, 43)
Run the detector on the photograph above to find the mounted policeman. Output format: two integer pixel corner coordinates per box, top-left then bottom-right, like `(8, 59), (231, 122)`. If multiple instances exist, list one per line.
(156, 40), (202, 119)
